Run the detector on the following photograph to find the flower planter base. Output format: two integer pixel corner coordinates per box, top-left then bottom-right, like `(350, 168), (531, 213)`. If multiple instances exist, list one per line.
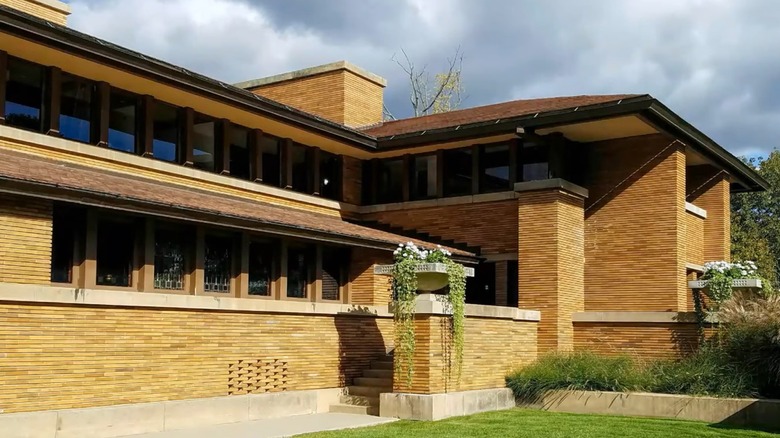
(374, 263), (475, 292)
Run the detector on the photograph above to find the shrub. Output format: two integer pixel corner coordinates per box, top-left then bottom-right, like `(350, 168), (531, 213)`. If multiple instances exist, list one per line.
(506, 352), (650, 402)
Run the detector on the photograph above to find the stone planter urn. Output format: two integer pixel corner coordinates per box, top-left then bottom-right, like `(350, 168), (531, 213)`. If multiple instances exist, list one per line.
(688, 278), (762, 290)
(374, 262), (475, 292)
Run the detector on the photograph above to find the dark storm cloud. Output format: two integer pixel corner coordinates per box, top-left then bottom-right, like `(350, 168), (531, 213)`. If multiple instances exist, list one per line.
(68, 0), (780, 156)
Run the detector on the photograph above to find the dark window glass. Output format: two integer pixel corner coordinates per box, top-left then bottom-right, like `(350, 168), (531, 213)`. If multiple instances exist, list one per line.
(377, 159), (403, 203)
(108, 89), (137, 153)
(443, 148), (472, 197)
(465, 262), (496, 305)
(59, 74), (94, 143)
(248, 241), (274, 296)
(322, 247), (344, 301)
(51, 207), (78, 283)
(96, 219), (134, 287)
(291, 143), (309, 192)
(521, 140), (549, 182)
(319, 151), (341, 200)
(152, 102), (179, 162)
(260, 135), (281, 186)
(286, 246), (309, 298)
(5, 58), (44, 132)
(412, 155), (437, 200)
(507, 260), (518, 308)
(361, 160), (374, 204)
(481, 144), (511, 192)
(154, 226), (188, 290)
(229, 125), (250, 180)
(193, 114), (216, 172)
(204, 235), (233, 293)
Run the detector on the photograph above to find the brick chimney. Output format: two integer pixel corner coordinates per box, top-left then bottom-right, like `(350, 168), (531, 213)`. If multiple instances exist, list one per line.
(0, 0), (71, 25)
(235, 61), (386, 129)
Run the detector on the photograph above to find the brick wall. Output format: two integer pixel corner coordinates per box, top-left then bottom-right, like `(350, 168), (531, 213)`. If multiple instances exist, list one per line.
(342, 155), (363, 205)
(494, 261), (508, 306)
(518, 189), (585, 352)
(348, 247), (392, 306)
(687, 165), (730, 262)
(0, 0), (68, 25)
(0, 301), (393, 413)
(584, 134), (687, 311)
(574, 322), (707, 360)
(685, 211), (704, 266)
(343, 70), (384, 128)
(395, 314), (537, 393)
(364, 200), (518, 255)
(0, 193), (52, 285)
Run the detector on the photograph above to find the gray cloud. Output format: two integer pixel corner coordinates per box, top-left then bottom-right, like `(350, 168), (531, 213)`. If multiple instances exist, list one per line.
(67, 0), (780, 157)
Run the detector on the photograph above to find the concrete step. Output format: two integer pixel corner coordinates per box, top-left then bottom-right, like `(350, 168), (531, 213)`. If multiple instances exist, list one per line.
(347, 385), (392, 398)
(371, 360), (393, 370)
(340, 394), (379, 406)
(363, 369), (393, 379)
(329, 403), (379, 416)
(355, 377), (393, 387)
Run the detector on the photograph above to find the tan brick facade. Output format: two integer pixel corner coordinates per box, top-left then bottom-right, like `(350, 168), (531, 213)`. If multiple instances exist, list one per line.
(0, 0), (69, 25)
(574, 322), (706, 360)
(0, 301), (393, 413)
(0, 193), (52, 285)
(394, 314), (537, 394)
(348, 247), (392, 306)
(585, 135), (687, 312)
(687, 165), (731, 262)
(518, 189), (585, 353)
(342, 155), (363, 205)
(685, 211), (705, 266)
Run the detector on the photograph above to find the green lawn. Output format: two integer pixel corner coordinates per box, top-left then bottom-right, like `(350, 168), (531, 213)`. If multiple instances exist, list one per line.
(304, 409), (779, 438)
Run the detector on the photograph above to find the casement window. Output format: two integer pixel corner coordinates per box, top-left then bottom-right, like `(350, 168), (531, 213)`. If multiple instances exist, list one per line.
(204, 234), (234, 293)
(50, 206), (81, 284)
(59, 73), (94, 144)
(5, 57), (45, 133)
(248, 240), (275, 297)
(154, 225), (190, 291)
(290, 142), (309, 193)
(108, 89), (138, 153)
(286, 245), (311, 299)
(480, 143), (511, 192)
(321, 246), (346, 301)
(376, 158), (404, 203)
(411, 154), (437, 200)
(520, 139), (550, 182)
(152, 101), (180, 162)
(259, 135), (281, 187)
(319, 150), (342, 201)
(229, 124), (251, 180)
(96, 219), (136, 287)
(192, 113), (216, 172)
(443, 147), (473, 197)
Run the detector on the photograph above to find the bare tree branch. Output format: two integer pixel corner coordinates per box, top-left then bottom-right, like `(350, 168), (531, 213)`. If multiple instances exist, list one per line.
(392, 46), (465, 117)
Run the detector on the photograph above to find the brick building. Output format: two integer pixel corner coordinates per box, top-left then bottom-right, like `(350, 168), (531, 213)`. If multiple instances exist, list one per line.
(0, 0), (768, 431)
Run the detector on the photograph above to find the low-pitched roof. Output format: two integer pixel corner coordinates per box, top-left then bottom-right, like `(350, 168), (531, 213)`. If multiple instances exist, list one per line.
(364, 94), (640, 137)
(0, 150), (474, 259)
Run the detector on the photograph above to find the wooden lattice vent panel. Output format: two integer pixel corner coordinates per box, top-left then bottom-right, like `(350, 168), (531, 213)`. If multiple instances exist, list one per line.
(227, 359), (290, 395)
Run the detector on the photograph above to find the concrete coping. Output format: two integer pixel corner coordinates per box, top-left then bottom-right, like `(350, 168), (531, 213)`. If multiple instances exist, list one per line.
(685, 201), (707, 219)
(0, 283), (393, 318)
(572, 311), (716, 324)
(234, 61), (388, 89)
(30, 0), (71, 14)
(359, 191), (517, 214)
(514, 178), (589, 199)
(686, 262), (705, 273)
(410, 293), (540, 321)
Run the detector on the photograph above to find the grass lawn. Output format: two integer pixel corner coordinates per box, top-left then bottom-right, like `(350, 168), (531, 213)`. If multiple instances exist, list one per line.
(304, 409), (779, 437)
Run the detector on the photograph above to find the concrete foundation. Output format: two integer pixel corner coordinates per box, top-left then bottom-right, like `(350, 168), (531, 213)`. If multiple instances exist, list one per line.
(379, 388), (515, 421)
(0, 388), (343, 438)
(527, 390), (780, 430)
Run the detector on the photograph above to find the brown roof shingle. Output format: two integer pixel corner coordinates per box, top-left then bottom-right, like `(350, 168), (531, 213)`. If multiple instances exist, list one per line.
(364, 94), (641, 138)
(0, 150), (473, 257)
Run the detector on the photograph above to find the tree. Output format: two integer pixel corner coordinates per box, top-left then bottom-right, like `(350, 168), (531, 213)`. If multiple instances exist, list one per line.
(731, 152), (780, 287)
(385, 47), (465, 120)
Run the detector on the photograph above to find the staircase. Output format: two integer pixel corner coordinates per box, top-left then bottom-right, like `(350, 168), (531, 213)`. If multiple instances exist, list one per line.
(329, 353), (393, 416)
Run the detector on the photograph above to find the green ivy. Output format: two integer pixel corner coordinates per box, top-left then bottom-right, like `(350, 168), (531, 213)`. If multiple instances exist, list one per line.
(697, 260), (769, 325)
(445, 259), (466, 382)
(392, 255), (417, 386)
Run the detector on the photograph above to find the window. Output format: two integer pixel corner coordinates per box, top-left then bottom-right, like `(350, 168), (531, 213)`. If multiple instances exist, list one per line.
(96, 219), (135, 287)
(248, 241), (275, 296)
(5, 57), (44, 132)
(376, 158), (403, 203)
(193, 113), (216, 172)
(260, 135), (281, 186)
(411, 155), (437, 200)
(290, 143), (309, 192)
(229, 125), (250, 180)
(321, 247), (345, 301)
(152, 102), (179, 162)
(154, 226), (188, 290)
(443, 148), (472, 197)
(521, 140), (549, 182)
(480, 144), (511, 192)
(59, 74), (94, 143)
(204, 234), (233, 293)
(50, 206), (80, 283)
(319, 151), (341, 200)
(286, 245), (310, 298)
(108, 89), (138, 153)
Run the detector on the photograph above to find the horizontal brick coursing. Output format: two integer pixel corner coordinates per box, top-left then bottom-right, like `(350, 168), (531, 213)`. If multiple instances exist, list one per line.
(0, 0), (67, 25)
(685, 212), (704, 266)
(574, 322), (707, 360)
(687, 166), (730, 263)
(0, 302), (393, 413)
(0, 193), (52, 285)
(348, 247), (392, 306)
(342, 155), (363, 205)
(364, 200), (518, 255)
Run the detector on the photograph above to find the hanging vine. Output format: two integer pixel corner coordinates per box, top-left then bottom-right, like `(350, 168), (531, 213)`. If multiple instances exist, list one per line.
(444, 259), (466, 382)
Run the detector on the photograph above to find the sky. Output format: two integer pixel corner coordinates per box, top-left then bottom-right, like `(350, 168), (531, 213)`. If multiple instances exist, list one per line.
(62, 0), (780, 158)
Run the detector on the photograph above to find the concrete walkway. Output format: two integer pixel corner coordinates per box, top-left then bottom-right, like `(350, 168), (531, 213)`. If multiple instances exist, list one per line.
(117, 413), (397, 438)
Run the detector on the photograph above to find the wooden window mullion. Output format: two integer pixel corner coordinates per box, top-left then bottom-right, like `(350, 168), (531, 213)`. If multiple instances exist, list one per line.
(508, 138), (519, 188)
(92, 81), (110, 147)
(310, 147), (321, 195)
(216, 118), (231, 175)
(45, 66), (62, 136)
(179, 107), (195, 166)
(282, 138), (293, 189)
(0, 51), (8, 125)
(139, 95), (154, 157)
(250, 129), (264, 182)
